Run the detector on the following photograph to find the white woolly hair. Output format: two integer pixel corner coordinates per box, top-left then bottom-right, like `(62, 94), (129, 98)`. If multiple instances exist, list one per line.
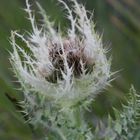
(10, 0), (112, 109)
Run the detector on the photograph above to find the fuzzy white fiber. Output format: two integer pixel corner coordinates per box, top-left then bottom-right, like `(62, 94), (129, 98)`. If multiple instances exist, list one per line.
(10, 0), (112, 109)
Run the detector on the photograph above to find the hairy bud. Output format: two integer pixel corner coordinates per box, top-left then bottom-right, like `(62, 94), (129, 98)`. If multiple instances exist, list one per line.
(10, 0), (111, 110)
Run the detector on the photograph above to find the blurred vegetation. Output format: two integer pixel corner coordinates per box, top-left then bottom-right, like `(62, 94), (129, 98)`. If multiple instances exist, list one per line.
(0, 0), (140, 139)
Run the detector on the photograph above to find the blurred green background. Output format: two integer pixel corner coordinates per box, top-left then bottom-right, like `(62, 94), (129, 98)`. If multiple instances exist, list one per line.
(0, 0), (140, 139)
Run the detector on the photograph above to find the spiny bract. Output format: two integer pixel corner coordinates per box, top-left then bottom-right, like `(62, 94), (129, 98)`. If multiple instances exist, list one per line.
(10, 0), (111, 110)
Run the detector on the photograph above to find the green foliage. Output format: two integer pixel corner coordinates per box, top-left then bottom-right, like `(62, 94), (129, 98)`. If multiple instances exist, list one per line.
(0, 0), (140, 139)
(22, 86), (140, 140)
(109, 86), (140, 140)
(91, 86), (140, 140)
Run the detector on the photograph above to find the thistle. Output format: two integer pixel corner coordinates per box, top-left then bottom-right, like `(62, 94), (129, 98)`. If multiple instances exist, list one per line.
(10, 0), (112, 139)
(10, 0), (111, 109)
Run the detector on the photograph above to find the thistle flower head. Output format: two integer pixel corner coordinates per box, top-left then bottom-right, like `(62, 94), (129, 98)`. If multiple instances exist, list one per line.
(10, 0), (111, 109)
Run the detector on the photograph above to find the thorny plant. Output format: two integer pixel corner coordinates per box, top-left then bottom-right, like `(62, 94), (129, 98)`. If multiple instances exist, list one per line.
(10, 0), (111, 109)
(10, 0), (140, 140)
